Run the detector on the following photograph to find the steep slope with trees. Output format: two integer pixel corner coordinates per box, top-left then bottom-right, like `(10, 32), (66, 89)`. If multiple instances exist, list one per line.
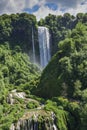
(0, 43), (40, 129)
(36, 22), (87, 130)
(37, 22), (87, 98)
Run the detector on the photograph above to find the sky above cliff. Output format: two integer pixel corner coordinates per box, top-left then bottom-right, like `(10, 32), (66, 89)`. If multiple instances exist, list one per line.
(0, 0), (87, 20)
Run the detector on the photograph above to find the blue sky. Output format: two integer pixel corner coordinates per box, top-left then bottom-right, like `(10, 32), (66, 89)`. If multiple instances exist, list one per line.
(0, 0), (87, 20)
(45, 3), (58, 11)
(24, 5), (40, 14)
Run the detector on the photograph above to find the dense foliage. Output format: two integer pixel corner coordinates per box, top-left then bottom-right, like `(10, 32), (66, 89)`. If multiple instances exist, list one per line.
(36, 22), (87, 130)
(0, 12), (87, 130)
(0, 43), (40, 129)
(37, 22), (87, 98)
(0, 13), (39, 62)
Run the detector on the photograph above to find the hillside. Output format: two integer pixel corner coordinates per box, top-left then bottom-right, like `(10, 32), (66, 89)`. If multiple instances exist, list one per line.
(36, 22), (87, 98)
(0, 13), (87, 130)
(36, 22), (87, 130)
(0, 43), (40, 129)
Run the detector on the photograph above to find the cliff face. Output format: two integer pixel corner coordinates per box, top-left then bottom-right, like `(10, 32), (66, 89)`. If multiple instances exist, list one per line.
(10, 110), (57, 130)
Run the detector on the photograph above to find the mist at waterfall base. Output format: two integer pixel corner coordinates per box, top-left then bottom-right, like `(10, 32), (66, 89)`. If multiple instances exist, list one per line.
(31, 26), (51, 69)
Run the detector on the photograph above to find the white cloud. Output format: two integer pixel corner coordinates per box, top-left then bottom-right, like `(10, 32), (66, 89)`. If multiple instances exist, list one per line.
(0, 0), (25, 14)
(0, 0), (87, 20)
(33, 5), (63, 20)
(25, 0), (39, 8)
(34, 0), (87, 20)
(66, 3), (87, 16)
(46, 0), (83, 8)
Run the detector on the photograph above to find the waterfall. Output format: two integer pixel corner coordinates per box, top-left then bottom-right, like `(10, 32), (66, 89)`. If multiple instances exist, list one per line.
(51, 112), (58, 130)
(32, 27), (36, 63)
(10, 118), (57, 130)
(10, 111), (58, 130)
(38, 26), (51, 68)
(53, 124), (58, 130)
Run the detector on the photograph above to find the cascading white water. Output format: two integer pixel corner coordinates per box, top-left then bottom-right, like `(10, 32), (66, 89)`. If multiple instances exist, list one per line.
(53, 124), (58, 130)
(32, 27), (36, 63)
(10, 110), (58, 130)
(38, 26), (51, 68)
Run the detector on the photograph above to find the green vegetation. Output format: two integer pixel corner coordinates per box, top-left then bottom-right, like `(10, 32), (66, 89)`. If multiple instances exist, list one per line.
(0, 12), (87, 130)
(37, 22), (87, 99)
(0, 13), (39, 62)
(38, 13), (87, 55)
(0, 43), (40, 129)
(44, 99), (77, 130)
(36, 22), (87, 130)
(26, 101), (39, 109)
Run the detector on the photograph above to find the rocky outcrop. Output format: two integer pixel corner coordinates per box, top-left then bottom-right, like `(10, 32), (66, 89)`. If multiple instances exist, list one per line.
(10, 110), (57, 130)
(7, 90), (26, 105)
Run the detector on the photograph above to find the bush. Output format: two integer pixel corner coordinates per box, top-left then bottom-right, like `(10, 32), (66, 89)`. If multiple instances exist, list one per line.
(26, 101), (39, 109)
